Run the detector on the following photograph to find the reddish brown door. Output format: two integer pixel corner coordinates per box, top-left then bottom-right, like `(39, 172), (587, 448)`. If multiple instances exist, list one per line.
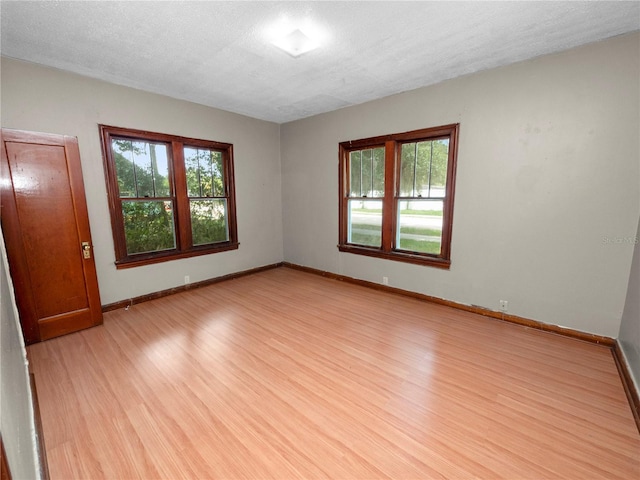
(1, 128), (102, 344)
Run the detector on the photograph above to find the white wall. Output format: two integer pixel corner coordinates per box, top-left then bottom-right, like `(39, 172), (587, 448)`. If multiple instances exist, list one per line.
(619, 217), (640, 390)
(1, 58), (284, 305)
(281, 32), (640, 338)
(0, 229), (41, 480)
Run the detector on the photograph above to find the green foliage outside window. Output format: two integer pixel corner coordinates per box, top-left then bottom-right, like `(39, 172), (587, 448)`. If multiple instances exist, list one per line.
(185, 147), (224, 198)
(190, 199), (228, 245)
(113, 139), (170, 198)
(122, 201), (176, 255)
(185, 148), (228, 245)
(350, 147), (385, 197)
(113, 139), (229, 254)
(101, 125), (238, 267)
(399, 139), (449, 197)
(113, 139), (175, 254)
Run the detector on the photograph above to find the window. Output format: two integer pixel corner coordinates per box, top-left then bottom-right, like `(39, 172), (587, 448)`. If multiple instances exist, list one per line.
(99, 125), (238, 268)
(339, 124), (459, 269)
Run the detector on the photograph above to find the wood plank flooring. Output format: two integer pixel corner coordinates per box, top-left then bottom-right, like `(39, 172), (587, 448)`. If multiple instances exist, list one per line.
(28, 267), (640, 479)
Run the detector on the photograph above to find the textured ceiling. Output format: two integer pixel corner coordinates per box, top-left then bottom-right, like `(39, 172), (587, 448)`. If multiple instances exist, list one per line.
(1, 1), (639, 124)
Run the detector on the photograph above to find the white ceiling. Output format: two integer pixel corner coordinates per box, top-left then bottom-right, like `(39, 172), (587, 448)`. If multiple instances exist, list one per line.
(1, 1), (639, 124)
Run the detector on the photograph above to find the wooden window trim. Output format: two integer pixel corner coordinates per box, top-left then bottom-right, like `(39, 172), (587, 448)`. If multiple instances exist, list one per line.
(338, 124), (459, 269)
(99, 125), (238, 269)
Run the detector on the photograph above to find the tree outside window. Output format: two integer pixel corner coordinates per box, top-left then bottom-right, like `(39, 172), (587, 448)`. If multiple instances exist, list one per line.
(100, 125), (238, 268)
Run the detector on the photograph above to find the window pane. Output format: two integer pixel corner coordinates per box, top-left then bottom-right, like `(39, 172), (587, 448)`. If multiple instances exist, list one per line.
(150, 143), (170, 197)
(416, 141), (431, 197)
(349, 151), (362, 197)
(185, 148), (225, 198)
(190, 199), (229, 245)
(131, 141), (153, 197)
(349, 148), (385, 198)
(372, 147), (385, 197)
(430, 139), (449, 198)
(122, 200), (176, 255)
(200, 152), (214, 197)
(212, 152), (224, 197)
(348, 199), (382, 247)
(361, 149), (372, 196)
(396, 200), (443, 255)
(112, 139), (137, 197)
(112, 140), (169, 198)
(184, 147), (201, 197)
(399, 143), (416, 196)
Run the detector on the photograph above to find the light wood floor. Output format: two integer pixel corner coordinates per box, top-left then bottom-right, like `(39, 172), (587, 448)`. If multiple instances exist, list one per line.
(28, 267), (639, 479)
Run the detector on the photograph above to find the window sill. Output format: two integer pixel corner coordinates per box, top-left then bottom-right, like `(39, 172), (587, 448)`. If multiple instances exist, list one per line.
(115, 242), (239, 269)
(338, 244), (451, 269)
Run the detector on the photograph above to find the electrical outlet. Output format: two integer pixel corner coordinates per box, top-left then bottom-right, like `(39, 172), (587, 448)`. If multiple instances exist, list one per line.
(383, 276), (389, 285)
(499, 300), (508, 312)
(184, 275), (190, 285)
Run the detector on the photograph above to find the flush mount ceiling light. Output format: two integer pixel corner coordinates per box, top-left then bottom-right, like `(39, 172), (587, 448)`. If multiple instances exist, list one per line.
(271, 28), (318, 58)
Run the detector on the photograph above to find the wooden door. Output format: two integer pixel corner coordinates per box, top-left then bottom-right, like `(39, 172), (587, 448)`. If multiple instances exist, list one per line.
(1, 128), (102, 344)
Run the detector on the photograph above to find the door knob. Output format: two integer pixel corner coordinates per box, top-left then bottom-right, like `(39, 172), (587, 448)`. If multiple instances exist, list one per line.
(82, 242), (91, 259)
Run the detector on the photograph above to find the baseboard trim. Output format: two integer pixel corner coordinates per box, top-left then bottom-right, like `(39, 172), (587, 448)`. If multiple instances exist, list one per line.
(283, 262), (615, 346)
(612, 342), (640, 433)
(103, 260), (612, 346)
(102, 262), (284, 312)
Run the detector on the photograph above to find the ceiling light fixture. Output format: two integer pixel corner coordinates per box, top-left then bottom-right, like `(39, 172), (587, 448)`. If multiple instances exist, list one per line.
(272, 28), (318, 58)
